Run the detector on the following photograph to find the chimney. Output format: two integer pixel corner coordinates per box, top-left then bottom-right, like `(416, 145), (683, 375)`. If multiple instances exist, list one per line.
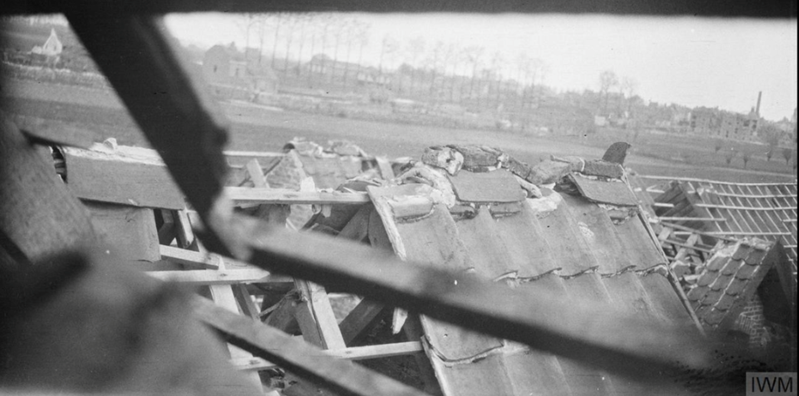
(755, 91), (762, 116)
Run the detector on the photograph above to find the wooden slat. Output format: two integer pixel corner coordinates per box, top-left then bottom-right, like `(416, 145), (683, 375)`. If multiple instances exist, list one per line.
(227, 187), (370, 205)
(231, 341), (423, 371)
(194, 298), (427, 396)
(159, 244), (220, 269)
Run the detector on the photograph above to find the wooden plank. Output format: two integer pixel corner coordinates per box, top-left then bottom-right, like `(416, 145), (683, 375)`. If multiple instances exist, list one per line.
(0, 118), (97, 263)
(227, 187), (369, 205)
(294, 281), (347, 350)
(231, 341), (423, 371)
(233, 284), (261, 320)
(338, 299), (388, 345)
(159, 245), (220, 269)
(147, 268), (283, 285)
(194, 298), (427, 396)
(208, 285), (265, 392)
(447, 169), (526, 203)
(337, 205), (372, 242)
(63, 147), (186, 210)
(84, 202), (160, 263)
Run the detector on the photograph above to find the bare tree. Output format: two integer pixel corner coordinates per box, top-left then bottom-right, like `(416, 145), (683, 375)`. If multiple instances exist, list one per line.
(464, 45), (484, 105)
(490, 51), (505, 107)
(784, 147), (794, 164)
(355, 21), (371, 85)
(270, 13), (284, 70)
(424, 41), (446, 99)
(620, 76), (638, 115)
(294, 13), (312, 76)
(742, 149), (752, 169)
(236, 14), (260, 62)
(599, 70), (619, 114)
(379, 35), (399, 74)
(406, 37), (426, 96)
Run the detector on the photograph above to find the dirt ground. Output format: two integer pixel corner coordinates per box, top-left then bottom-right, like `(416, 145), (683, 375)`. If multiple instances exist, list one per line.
(2, 78), (796, 183)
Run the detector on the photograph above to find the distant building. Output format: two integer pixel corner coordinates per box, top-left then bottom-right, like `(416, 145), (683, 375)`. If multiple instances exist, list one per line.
(31, 28), (62, 57)
(202, 44), (278, 97)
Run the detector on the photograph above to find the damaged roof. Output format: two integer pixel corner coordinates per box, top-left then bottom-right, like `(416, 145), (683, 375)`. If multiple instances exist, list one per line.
(686, 239), (790, 332)
(637, 176), (797, 267)
(363, 145), (698, 396)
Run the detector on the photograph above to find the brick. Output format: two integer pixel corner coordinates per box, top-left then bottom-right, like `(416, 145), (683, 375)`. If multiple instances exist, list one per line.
(504, 156), (533, 181)
(450, 145), (500, 171)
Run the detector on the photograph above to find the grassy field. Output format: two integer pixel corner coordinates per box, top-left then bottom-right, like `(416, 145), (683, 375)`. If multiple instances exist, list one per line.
(2, 78), (796, 183)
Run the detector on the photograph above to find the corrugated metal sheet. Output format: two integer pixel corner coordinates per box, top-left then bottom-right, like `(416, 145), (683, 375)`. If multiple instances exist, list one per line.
(368, 166), (697, 396)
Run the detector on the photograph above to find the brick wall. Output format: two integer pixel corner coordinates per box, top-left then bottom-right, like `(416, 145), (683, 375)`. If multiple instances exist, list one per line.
(733, 294), (768, 349)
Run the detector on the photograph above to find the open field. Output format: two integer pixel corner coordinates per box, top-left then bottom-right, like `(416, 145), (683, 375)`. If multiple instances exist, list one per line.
(2, 78), (796, 183)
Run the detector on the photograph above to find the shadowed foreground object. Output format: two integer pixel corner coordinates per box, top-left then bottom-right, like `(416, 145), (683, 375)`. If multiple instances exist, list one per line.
(602, 142), (632, 165)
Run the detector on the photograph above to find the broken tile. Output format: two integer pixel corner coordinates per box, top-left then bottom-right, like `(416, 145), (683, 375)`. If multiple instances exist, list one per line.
(504, 156), (534, 181)
(529, 160), (572, 185)
(450, 145), (500, 171)
(448, 169), (526, 203)
(582, 160), (624, 179)
(567, 174), (638, 206)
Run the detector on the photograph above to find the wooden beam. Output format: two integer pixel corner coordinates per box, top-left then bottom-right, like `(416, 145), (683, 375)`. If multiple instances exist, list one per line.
(147, 268), (284, 285)
(159, 245), (220, 270)
(294, 281), (347, 350)
(157, 210), (176, 245)
(193, 298), (427, 396)
(339, 299), (388, 346)
(232, 283), (261, 320)
(227, 187), (370, 205)
(231, 341), (423, 371)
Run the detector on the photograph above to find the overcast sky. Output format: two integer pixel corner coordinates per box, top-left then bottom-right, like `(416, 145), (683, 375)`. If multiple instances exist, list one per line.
(165, 13), (797, 121)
